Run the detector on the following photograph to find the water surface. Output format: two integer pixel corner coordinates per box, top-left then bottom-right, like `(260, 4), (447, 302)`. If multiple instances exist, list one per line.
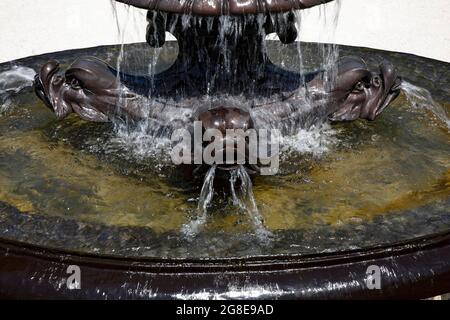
(0, 42), (449, 258)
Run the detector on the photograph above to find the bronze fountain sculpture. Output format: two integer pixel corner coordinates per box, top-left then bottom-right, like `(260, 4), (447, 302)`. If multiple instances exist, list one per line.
(34, 0), (401, 174)
(2, 0), (449, 300)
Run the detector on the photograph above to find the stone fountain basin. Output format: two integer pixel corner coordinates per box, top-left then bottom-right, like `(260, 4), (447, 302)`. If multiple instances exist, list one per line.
(0, 42), (449, 299)
(1, 228), (449, 299)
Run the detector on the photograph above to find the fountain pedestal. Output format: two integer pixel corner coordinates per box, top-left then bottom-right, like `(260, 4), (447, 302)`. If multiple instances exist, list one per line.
(144, 10), (302, 97)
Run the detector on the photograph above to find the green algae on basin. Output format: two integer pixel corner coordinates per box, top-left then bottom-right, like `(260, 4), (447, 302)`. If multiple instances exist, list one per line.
(0, 42), (449, 258)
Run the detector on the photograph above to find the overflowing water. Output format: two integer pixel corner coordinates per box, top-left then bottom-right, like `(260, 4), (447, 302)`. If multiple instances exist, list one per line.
(103, 1), (373, 239)
(401, 81), (450, 129)
(0, 41), (449, 258)
(107, 0), (344, 139)
(2, 1), (442, 245)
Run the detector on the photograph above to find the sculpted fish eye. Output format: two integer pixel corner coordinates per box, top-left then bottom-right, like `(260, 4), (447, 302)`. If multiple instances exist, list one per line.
(69, 78), (82, 90)
(352, 81), (365, 92)
(52, 75), (64, 85)
(372, 75), (381, 87)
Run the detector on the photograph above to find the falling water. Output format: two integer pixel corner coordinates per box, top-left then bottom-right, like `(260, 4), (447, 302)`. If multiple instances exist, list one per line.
(230, 165), (272, 242)
(181, 164), (271, 241)
(110, 0), (127, 78)
(318, 0), (341, 91)
(401, 81), (450, 128)
(147, 20), (163, 92)
(109, 1), (166, 152)
(181, 165), (217, 238)
(107, 1), (342, 239)
(294, 0), (341, 91)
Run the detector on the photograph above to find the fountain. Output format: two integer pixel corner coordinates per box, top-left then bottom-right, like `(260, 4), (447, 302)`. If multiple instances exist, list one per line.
(0, 0), (449, 299)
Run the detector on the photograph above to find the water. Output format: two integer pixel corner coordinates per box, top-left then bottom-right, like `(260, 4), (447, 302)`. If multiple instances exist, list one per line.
(105, 2), (344, 236)
(294, 0), (341, 93)
(182, 164), (217, 238)
(0, 40), (449, 258)
(280, 124), (337, 156)
(104, 1), (345, 173)
(109, 1), (342, 97)
(182, 165), (272, 243)
(401, 81), (450, 129)
(0, 66), (36, 111)
(229, 166), (272, 242)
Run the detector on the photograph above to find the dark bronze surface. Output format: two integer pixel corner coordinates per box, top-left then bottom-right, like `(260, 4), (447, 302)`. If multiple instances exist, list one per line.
(198, 107), (254, 133)
(34, 56), (401, 125)
(1, 231), (449, 299)
(116, 0), (334, 16)
(34, 1), (400, 128)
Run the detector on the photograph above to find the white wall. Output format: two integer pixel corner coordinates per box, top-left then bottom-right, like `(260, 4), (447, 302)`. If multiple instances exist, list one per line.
(0, 0), (449, 63)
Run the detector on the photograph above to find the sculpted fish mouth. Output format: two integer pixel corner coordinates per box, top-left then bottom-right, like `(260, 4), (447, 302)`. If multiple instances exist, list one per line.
(390, 77), (403, 92)
(39, 61), (60, 90)
(34, 61), (61, 110)
(375, 76), (402, 118)
(323, 57), (402, 122)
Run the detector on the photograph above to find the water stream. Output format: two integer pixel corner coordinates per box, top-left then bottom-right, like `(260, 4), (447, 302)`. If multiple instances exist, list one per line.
(401, 81), (450, 129)
(106, 2), (345, 227)
(229, 165), (272, 242)
(294, 0), (341, 93)
(181, 164), (217, 238)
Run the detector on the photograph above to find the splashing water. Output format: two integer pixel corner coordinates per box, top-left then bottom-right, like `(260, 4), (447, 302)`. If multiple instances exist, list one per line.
(401, 81), (450, 129)
(280, 123), (337, 156)
(0, 66), (36, 112)
(108, 1), (341, 241)
(181, 165), (217, 238)
(230, 165), (272, 242)
(107, 129), (173, 161)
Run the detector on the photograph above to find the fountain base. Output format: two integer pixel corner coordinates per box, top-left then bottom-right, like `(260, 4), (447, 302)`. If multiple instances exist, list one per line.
(1, 42), (449, 299)
(1, 221), (449, 299)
